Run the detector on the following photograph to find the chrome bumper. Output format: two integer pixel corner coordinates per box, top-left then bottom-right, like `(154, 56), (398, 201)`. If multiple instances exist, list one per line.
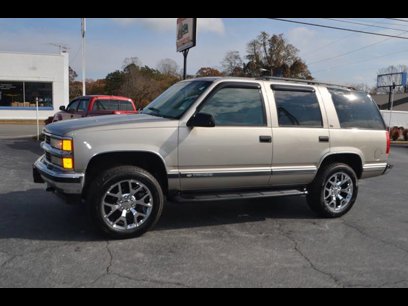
(33, 155), (84, 194)
(361, 162), (392, 179)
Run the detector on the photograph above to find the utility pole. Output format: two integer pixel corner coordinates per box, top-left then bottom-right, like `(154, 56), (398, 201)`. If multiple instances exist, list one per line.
(81, 18), (86, 96)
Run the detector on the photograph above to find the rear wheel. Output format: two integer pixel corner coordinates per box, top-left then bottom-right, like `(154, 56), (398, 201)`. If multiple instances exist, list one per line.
(307, 163), (358, 218)
(88, 166), (164, 239)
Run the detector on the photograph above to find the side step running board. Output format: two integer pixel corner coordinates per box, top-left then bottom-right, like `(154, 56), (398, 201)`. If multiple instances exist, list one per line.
(173, 189), (307, 203)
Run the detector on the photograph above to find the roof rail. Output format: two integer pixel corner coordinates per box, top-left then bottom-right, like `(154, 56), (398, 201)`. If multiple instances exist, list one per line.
(257, 76), (355, 90)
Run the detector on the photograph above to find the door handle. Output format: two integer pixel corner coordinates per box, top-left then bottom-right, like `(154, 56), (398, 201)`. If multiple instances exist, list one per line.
(259, 135), (272, 143)
(319, 136), (329, 142)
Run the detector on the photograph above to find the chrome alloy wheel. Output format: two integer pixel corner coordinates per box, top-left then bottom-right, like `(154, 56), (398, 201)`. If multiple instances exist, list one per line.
(101, 180), (153, 231)
(323, 172), (354, 213)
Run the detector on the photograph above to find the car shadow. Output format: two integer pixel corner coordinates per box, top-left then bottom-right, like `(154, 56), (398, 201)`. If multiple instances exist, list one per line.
(155, 195), (316, 232)
(0, 188), (316, 241)
(5, 137), (44, 155)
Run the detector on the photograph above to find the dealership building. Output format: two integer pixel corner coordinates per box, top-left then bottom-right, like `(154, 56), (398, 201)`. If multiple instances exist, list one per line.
(0, 51), (69, 120)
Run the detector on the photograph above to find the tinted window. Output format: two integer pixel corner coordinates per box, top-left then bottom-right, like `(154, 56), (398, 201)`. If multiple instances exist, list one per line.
(117, 100), (134, 111)
(273, 87), (323, 127)
(199, 86), (266, 126)
(328, 88), (385, 130)
(143, 80), (212, 119)
(66, 100), (79, 112)
(77, 99), (89, 112)
(92, 99), (117, 111)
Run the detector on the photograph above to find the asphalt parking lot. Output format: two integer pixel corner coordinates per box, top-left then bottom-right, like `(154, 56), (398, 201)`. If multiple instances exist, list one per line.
(0, 137), (407, 288)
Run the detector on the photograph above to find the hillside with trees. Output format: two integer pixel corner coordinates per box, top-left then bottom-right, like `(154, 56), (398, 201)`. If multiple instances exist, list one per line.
(69, 32), (313, 106)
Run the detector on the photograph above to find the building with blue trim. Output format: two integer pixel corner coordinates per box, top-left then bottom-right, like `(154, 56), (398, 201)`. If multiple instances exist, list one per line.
(0, 51), (68, 120)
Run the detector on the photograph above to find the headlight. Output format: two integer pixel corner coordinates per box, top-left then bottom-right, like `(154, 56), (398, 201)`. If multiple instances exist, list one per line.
(50, 138), (73, 152)
(47, 136), (74, 170)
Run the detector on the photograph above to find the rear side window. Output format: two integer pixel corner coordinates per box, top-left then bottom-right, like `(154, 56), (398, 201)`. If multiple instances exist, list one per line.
(328, 88), (385, 130)
(272, 85), (323, 128)
(93, 99), (117, 111)
(116, 100), (134, 111)
(93, 99), (134, 111)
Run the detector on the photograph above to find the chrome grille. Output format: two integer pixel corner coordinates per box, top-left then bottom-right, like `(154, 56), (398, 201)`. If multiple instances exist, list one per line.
(45, 135), (51, 145)
(45, 152), (51, 162)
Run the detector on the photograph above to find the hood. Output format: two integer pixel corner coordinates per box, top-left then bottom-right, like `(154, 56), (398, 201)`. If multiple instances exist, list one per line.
(44, 114), (173, 136)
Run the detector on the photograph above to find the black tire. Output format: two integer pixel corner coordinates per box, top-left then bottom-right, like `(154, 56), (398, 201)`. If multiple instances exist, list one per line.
(87, 166), (164, 239)
(307, 163), (358, 218)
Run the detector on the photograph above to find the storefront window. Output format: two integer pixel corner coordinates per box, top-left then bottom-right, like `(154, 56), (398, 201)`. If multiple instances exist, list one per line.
(0, 81), (53, 109)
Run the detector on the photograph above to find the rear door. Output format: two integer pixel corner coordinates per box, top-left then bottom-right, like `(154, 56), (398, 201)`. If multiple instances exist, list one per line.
(269, 84), (330, 186)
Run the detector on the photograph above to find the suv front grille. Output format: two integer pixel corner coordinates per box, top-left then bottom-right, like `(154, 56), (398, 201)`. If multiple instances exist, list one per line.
(45, 152), (51, 163)
(45, 135), (51, 145)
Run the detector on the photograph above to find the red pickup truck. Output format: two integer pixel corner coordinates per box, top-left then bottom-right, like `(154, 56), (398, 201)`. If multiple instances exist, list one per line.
(45, 95), (137, 124)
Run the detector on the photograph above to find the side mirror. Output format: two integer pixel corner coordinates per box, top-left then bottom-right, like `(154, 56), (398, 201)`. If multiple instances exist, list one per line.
(187, 112), (215, 128)
(59, 106), (66, 111)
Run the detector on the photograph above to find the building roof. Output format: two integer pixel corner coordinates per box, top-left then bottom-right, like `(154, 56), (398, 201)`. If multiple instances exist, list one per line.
(372, 93), (408, 111)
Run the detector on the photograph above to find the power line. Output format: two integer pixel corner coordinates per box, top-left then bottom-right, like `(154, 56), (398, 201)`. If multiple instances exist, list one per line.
(308, 28), (408, 66)
(313, 47), (408, 74)
(270, 18), (408, 40)
(301, 26), (371, 58)
(325, 18), (408, 33)
(387, 18), (408, 23)
(308, 37), (392, 65)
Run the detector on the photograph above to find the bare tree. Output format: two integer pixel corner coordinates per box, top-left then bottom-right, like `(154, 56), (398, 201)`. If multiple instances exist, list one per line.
(347, 83), (375, 93)
(196, 67), (223, 77)
(122, 57), (142, 70)
(244, 33), (312, 79)
(221, 51), (243, 76)
(157, 58), (179, 76)
(69, 66), (78, 83)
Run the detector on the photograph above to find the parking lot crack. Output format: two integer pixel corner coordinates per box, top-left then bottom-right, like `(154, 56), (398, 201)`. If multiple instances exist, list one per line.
(110, 272), (194, 288)
(105, 240), (113, 274)
(0, 255), (17, 269)
(379, 279), (408, 288)
(276, 223), (344, 288)
(342, 220), (408, 257)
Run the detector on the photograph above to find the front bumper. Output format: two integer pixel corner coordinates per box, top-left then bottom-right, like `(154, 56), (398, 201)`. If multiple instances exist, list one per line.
(33, 155), (84, 194)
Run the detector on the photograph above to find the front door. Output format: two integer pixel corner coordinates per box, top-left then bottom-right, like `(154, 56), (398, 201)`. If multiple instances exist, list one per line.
(178, 82), (273, 191)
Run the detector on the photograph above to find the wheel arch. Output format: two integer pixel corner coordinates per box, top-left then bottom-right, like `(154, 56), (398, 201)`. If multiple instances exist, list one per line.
(82, 151), (169, 198)
(318, 152), (363, 179)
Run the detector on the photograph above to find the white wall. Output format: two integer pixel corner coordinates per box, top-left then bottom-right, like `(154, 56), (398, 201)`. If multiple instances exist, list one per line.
(0, 51), (69, 120)
(381, 110), (408, 128)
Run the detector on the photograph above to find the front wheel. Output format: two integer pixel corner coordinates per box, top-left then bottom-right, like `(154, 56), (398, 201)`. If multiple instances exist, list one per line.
(88, 166), (164, 239)
(307, 163), (358, 218)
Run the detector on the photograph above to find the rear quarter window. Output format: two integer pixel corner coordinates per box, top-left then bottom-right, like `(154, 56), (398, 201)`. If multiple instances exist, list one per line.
(116, 100), (134, 111)
(328, 88), (385, 130)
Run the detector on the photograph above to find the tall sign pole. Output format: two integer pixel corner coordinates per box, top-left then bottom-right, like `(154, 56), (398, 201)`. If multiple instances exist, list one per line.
(81, 18), (86, 95)
(176, 18), (197, 80)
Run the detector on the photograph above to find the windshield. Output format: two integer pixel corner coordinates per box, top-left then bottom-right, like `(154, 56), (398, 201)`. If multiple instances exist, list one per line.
(142, 80), (213, 119)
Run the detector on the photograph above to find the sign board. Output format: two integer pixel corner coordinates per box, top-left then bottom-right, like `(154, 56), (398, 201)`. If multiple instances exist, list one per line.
(176, 18), (197, 52)
(377, 72), (407, 88)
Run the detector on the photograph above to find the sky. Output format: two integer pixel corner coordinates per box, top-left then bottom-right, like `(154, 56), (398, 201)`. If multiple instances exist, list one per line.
(1, 18), (408, 87)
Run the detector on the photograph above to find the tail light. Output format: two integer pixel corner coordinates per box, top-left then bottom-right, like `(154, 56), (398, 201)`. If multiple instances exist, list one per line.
(386, 130), (391, 155)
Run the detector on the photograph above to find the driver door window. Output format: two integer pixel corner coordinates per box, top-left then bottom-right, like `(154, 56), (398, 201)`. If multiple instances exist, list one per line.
(199, 86), (266, 126)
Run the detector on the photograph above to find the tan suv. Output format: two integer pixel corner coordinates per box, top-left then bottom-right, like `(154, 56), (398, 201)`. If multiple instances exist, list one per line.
(33, 77), (392, 238)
